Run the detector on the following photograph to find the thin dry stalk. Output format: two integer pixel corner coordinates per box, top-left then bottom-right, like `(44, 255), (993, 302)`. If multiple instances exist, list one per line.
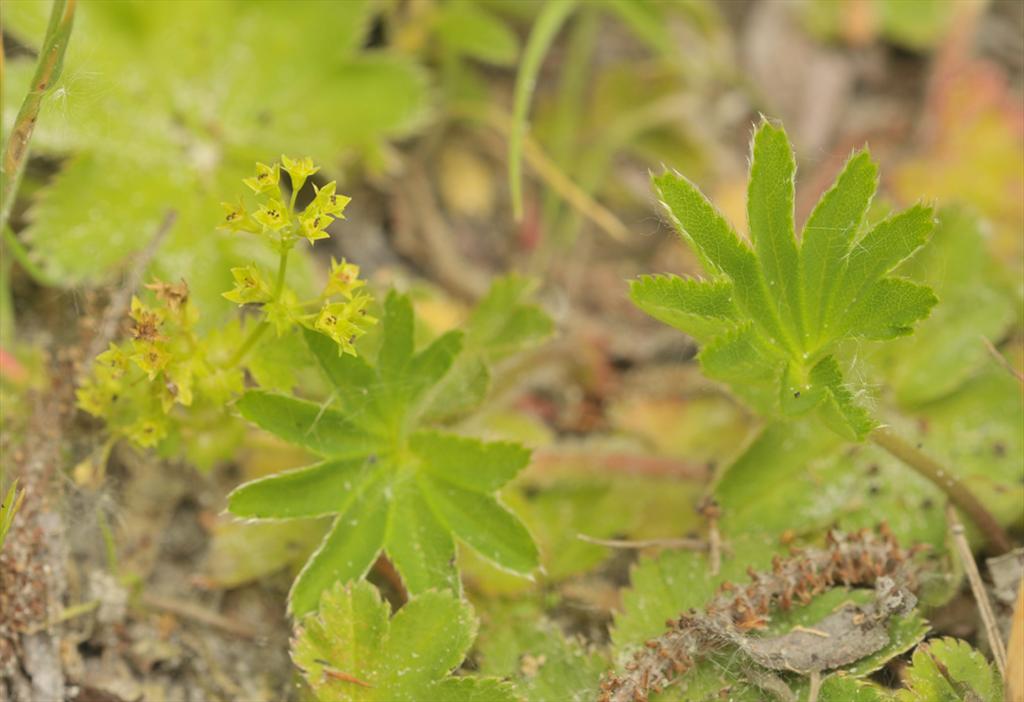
(1007, 582), (1024, 702)
(981, 336), (1024, 386)
(576, 534), (706, 551)
(945, 504), (1007, 677)
(141, 593), (259, 640)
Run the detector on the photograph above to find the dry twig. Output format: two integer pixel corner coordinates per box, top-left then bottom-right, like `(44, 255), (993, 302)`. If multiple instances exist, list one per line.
(946, 504), (1007, 677)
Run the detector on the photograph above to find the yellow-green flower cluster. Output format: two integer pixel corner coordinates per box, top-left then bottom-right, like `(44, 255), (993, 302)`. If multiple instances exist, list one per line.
(79, 157), (374, 458)
(221, 158), (373, 355)
(315, 258), (375, 355)
(222, 156), (350, 246)
(77, 283), (243, 448)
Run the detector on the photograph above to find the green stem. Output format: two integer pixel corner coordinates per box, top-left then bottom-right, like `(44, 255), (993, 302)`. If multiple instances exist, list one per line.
(509, 0), (577, 220)
(870, 427), (1012, 553)
(2, 224), (58, 286)
(273, 247), (290, 298)
(226, 321), (268, 368)
(0, 0), (76, 232)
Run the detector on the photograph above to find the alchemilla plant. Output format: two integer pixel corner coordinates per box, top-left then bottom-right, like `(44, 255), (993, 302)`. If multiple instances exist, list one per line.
(632, 118), (1009, 553)
(632, 120), (936, 439)
(7, 3), (1016, 702)
(66, 132), (1011, 702)
(76, 157), (374, 457)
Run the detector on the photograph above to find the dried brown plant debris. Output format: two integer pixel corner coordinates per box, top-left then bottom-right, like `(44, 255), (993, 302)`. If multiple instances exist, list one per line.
(600, 526), (925, 702)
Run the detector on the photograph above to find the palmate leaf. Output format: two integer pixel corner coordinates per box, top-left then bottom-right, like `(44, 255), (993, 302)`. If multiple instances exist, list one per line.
(2, 0), (428, 319)
(628, 275), (736, 343)
(895, 638), (1003, 701)
(635, 118), (937, 439)
(228, 289), (543, 616)
(292, 580), (517, 702)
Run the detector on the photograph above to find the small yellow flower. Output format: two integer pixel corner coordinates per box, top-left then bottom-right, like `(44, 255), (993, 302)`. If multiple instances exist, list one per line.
(220, 200), (256, 232)
(253, 199), (288, 231)
(96, 343), (131, 378)
(309, 181), (351, 218)
(281, 155), (320, 193)
(314, 295), (376, 355)
(125, 417), (168, 448)
(299, 210), (333, 244)
(223, 265), (271, 305)
(243, 162), (281, 195)
(324, 257), (365, 299)
(131, 340), (171, 379)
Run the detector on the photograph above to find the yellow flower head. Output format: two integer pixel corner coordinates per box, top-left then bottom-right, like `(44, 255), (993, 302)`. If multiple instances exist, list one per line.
(281, 155), (320, 193)
(314, 296), (376, 356)
(220, 200), (256, 232)
(243, 162), (281, 195)
(310, 181), (351, 218)
(223, 265), (271, 305)
(325, 257), (365, 298)
(253, 199), (288, 231)
(299, 210), (333, 244)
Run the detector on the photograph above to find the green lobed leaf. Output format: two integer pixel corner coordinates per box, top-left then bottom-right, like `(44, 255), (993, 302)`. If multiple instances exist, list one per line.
(823, 204), (935, 342)
(800, 149), (878, 346)
(231, 291), (546, 611)
(227, 459), (369, 520)
(639, 123), (940, 442)
(843, 277), (938, 340)
(411, 431), (530, 494)
(747, 120), (803, 349)
(385, 481), (459, 595)
(629, 275), (737, 343)
(292, 580), (515, 702)
(289, 475), (389, 617)
(235, 390), (381, 458)
(810, 355), (877, 440)
(420, 476), (539, 575)
(652, 171), (786, 345)
(895, 638), (1003, 701)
